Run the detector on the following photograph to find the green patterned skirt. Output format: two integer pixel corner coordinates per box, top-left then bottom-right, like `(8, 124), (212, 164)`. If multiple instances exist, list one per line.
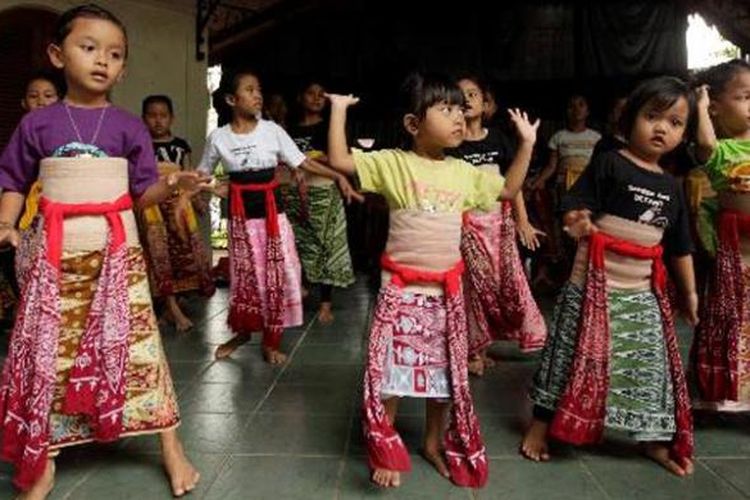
(282, 183), (355, 288)
(530, 282), (676, 441)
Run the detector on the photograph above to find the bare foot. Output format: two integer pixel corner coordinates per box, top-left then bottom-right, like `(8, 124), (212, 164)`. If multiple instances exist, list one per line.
(262, 347), (288, 365)
(520, 419), (550, 462)
(215, 335), (250, 359)
(166, 296), (193, 333)
(468, 354), (485, 377)
(16, 459), (55, 500)
(318, 302), (334, 325)
(371, 468), (401, 488)
(422, 447), (450, 479)
(483, 354), (496, 369)
(642, 442), (694, 477)
(161, 431), (200, 497)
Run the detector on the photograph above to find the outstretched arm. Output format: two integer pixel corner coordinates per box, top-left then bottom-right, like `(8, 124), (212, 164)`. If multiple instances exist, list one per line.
(499, 108), (540, 201)
(695, 85), (717, 163)
(326, 93), (360, 175)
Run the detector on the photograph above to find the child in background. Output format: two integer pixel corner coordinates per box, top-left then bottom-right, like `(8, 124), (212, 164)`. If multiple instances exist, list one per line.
(286, 80), (355, 324)
(198, 67), (361, 364)
(141, 94), (215, 332)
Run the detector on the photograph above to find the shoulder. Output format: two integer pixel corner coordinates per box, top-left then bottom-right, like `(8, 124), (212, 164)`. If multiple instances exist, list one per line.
(109, 105), (148, 132)
(172, 136), (191, 150)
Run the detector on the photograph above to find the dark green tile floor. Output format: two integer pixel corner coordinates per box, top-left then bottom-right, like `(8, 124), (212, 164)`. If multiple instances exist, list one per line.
(1, 278), (749, 499)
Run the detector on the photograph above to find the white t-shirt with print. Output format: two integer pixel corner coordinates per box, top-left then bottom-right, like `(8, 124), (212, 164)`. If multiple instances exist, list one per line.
(547, 128), (601, 161)
(197, 120), (307, 174)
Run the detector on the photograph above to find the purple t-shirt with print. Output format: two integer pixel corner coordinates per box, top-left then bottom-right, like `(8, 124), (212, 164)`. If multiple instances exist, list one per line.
(0, 101), (158, 196)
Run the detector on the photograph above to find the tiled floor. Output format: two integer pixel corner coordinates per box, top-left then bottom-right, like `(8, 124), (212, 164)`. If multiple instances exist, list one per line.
(1, 278), (750, 499)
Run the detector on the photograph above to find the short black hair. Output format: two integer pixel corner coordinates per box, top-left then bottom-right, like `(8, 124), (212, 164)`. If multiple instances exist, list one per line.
(455, 73), (489, 98)
(399, 72), (465, 119)
(619, 76), (697, 140)
(54, 4), (128, 56)
(212, 66), (262, 126)
(142, 94), (174, 116)
(695, 59), (750, 99)
(297, 78), (326, 96)
(25, 70), (65, 97)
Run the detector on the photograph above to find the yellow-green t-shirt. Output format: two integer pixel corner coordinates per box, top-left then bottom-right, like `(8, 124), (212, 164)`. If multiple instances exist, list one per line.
(353, 149), (505, 213)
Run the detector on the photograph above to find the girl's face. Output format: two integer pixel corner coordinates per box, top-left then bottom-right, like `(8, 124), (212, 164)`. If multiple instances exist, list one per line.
(629, 96), (689, 161)
(48, 17), (126, 100)
(22, 79), (59, 111)
(410, 100), (465, 149)
(567, 96), (589, 124)
(712, 70), (750, 137)
(458, 79), (484, 121)
(228, 74), (263, 119)
(265, 94), (288, 123)
(143, 102), (173, 139)
(301, 84), (325, 114)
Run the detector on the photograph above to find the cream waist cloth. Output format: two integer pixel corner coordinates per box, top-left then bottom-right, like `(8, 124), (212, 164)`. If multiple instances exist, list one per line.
(382, 209), (462, 296)
(570, 214), (664, 291)
(39, 157), (140, 252)
(720, 191), (750, 263)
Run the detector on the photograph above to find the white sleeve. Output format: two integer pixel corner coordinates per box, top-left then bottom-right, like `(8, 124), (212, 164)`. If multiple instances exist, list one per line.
(197, 130), (221, 174)
(548, 130), (562, 151)
(275, 124), (307, 168)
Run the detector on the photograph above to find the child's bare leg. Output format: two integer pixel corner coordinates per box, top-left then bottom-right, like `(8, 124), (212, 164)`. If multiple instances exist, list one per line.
(372, 397), (402, 488)
(215, 335), (250, 359)
(520, 418), (551, 462)
(166, 295), (193, 332)
(262, 328), (287, 365)
(318, 285), (334, 324)
(642, 442), (694, 477)
(16, 458), (55, 500)
(161, 429), (200, 497)
(423, 399), (450, 479)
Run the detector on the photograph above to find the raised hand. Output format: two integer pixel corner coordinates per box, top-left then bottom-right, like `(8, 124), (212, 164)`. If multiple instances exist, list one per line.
(325, 93), (360, 108)
(695, 84), (710, 111)
(508, 108), (541, 144)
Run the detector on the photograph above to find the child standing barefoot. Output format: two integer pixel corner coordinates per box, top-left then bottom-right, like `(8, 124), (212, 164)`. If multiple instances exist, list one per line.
(286, 80), (355, 325)
(0, 5), (208, 498)
(521, 77), (698, 477)
(199, 68), (360, 364)
(692, 59), (750, 411)
(141, 94), (215, 333)
(327, 73), (539, 488)
(450, 75), (546, 376)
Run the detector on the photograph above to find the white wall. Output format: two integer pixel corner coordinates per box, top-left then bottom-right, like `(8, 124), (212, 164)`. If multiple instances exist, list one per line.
(2, 0), (209, 156)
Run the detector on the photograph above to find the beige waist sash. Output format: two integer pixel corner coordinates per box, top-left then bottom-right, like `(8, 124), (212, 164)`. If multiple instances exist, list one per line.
(720, 191), (750, 262)
(570, 214), (663, 291)
(39, 158), (140, 252)
(383, 209), (462, 296)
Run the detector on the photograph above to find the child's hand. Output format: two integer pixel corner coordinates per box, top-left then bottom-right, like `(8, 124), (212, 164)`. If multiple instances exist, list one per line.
(695, 85), (710, 111)
(336, 176), (364, 204)
(213, 181), (229, 199)
(516, 219), (546, 250)
(563, 209), (597, 239)
(0, 224), (20, 248)
(325, 93), (360, 109)
(682, 291), (699, 327)
(175, 171), (213, 193)
(508, 108), (540, 144)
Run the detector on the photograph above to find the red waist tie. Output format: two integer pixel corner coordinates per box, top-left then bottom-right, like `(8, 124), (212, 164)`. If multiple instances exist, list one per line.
(380, 253), (464, 295)
(40, 193), (132, 269)
(230, 180), (280, 236)
(587, 231), (666, 289)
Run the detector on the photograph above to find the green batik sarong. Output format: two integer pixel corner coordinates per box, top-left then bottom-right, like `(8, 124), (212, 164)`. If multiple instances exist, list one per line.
(530, 282), (676, 441)
(283, 183), (355, 288)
